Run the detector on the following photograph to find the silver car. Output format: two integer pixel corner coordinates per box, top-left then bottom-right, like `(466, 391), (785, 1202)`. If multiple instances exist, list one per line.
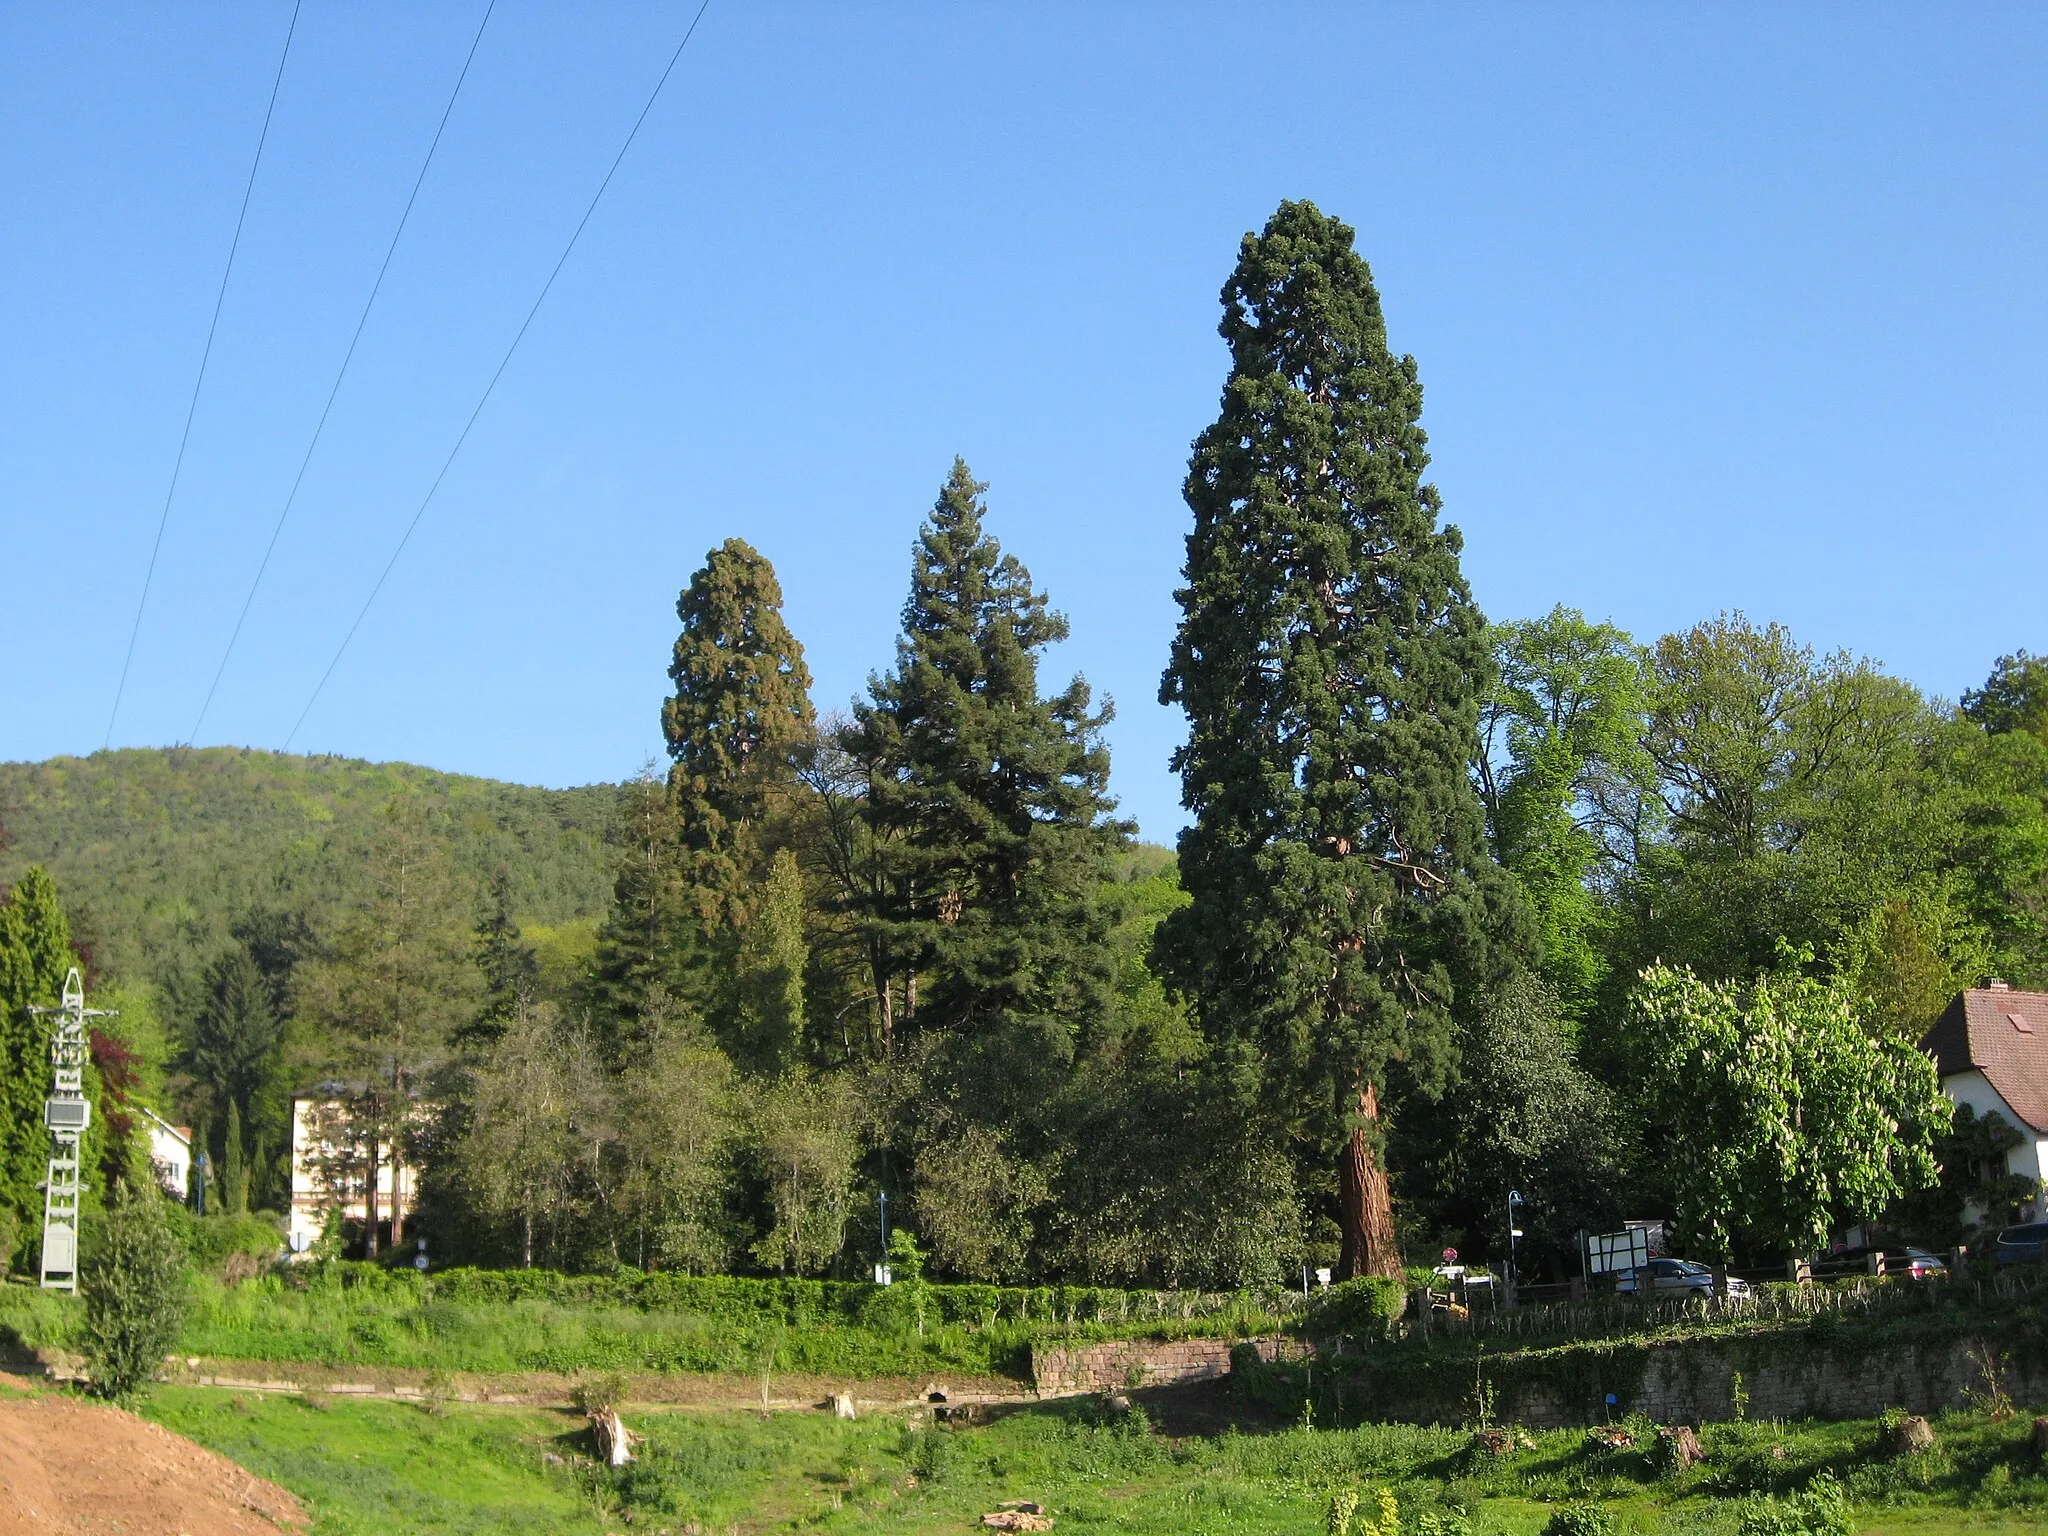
(1615, 1258), (1750, 1299)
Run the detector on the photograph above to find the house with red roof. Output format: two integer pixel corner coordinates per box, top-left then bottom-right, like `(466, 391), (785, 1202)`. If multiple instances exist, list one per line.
(1921, 980), (2048, 1218)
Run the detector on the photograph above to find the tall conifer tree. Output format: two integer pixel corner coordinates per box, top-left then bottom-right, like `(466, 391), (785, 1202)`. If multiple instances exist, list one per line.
(663, 538), (816, 930)
(848, 460), (1128, 1047)
(1157, 202), (1528, 1278)
(0, 868), (76, 1266)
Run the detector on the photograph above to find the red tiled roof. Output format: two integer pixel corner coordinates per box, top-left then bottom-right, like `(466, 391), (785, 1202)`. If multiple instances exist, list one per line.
(1922, 986), (2048, 1132)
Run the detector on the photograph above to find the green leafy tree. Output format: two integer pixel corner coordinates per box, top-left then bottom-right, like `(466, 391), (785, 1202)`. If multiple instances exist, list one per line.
(295, 796), (482, 1255)
(458, 999), (579, 1267)
(735, 847), (808, 1070)
(1479, 609), (1654, 1017)
(0, 867), (76, 1267)
(846, 459), (1129, 1049)
(1416, 973), (1621, 1265)
(1619, 614), (1930, 988)
(1622, 958), (1947, 1257)
(747, 1069), (858, 1274)
(663, 538), (816, 930)
(1155, 200), (1528, 1278)
(80, 1181), (188, 1401)
(1964, 650), (2048, 746)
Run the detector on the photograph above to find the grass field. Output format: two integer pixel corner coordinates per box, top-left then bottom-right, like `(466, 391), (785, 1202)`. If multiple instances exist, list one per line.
(0, 1264), (1294, 1384)
(139, 1383), (2048, 1536)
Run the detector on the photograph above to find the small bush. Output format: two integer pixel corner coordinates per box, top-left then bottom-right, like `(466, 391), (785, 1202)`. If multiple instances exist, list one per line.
(1734, 1473), (1854, 1536)
(80, 1184), (189, 1401)
(1540, 1504), (1617, 1536)
(573, 1370), (631, 1416)
(1309, 1277), (1408, 1341)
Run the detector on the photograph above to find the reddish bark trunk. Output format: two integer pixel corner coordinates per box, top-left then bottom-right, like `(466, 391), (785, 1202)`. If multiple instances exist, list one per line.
(1337, 1082), (1402, 1280)
(364, 1133), (381, 1259)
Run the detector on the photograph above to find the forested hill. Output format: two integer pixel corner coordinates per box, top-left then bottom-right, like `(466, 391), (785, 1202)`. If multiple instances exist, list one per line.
(0, 747), (623, 986)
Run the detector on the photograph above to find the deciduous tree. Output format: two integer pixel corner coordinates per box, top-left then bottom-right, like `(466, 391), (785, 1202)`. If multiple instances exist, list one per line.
(1622, 957), (1947, 1257)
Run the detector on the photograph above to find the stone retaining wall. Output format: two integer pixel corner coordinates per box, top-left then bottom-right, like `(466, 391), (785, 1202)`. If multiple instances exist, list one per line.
(1031, 1336), (1293, 1396)
(1252, 1329), (2048, 1429)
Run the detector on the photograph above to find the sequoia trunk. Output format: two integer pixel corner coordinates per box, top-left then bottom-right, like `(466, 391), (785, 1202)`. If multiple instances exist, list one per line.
(1337, 1082), (1402, 1280)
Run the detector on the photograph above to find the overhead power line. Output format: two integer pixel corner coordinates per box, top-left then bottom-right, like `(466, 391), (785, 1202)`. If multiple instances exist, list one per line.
(189, 0), (497, 746)
(283, 0), (715, 752)
(104, 0), (302, 750)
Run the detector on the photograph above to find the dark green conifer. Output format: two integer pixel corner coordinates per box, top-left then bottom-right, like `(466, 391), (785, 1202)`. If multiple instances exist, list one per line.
(663, 538), (816, 929)
(467, 870), (538, 1046)
(587, 775), (711, 1061)
(0, 868), (76, 1266)
(848, 459), (1129, 1047)
(1156, 202), (1529, 1278)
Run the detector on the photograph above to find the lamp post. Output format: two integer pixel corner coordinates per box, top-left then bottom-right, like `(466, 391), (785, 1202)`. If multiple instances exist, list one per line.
(875, 1190), (891, 1285)
(1507, 1189), (1526, 1304)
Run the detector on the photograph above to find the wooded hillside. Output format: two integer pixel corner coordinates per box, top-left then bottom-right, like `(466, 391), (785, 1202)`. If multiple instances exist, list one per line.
(0, 747), (622, 988)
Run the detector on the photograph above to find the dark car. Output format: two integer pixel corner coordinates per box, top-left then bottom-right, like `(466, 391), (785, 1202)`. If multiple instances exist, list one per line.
(1833, 1244), (1949, 1278)
(1995, 1223), (2048, 1265)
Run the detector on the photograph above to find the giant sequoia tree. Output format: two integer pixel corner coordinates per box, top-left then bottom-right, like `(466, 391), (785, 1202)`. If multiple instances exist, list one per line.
(847, 459), (1127, 1047)
(1157, 201), (1527, 1279)
(663, 537), (816, 931)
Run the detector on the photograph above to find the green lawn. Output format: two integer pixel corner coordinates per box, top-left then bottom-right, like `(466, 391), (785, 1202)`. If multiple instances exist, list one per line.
(140, 1385), (2048, 1536)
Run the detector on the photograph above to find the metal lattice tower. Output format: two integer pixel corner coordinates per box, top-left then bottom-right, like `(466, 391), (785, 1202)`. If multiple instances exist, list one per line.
(29, 968), (112, 1291)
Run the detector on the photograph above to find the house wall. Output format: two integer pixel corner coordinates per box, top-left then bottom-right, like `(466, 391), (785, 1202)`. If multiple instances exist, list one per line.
(1941, 1069), (2046, 1190)
(144, 1116), (189, 1200)
(287, 1097), (420, 1254)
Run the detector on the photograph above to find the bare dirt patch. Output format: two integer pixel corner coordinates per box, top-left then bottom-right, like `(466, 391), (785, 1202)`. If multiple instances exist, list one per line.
(0, 1389), (304, 1533)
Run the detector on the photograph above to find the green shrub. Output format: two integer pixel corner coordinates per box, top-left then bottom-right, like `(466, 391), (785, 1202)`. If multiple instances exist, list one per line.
(1540, 1504), (1617, 1536)
(1736, 1473), (1854, 1536)
(1309, 1277), (1408, 1340)
(81, 1185), (188, 1400)
(573, 1369), (631, 1416)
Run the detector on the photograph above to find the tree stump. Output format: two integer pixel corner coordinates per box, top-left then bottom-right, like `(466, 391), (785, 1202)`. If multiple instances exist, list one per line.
(1884, 1414), (1936, 1457)
(589, 1406), (634, 1467)
(1472, 1427), (1515, 1457)
(2030, 1416), (2048, 1457)
(1657, 1425), (1704, 1470)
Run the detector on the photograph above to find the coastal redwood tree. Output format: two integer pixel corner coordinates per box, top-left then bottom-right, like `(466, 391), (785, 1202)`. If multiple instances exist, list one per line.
(1156, 201), (1527, 1279)
(662, 538), (816, 931)
(845, 459), (1127, 1047)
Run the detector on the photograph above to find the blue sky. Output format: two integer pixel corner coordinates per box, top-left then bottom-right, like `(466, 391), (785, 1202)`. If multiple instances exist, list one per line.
(4, 4), (2043, 842)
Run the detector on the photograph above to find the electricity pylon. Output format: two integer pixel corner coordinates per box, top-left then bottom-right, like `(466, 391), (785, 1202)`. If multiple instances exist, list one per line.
(29, 968), (114, 1291)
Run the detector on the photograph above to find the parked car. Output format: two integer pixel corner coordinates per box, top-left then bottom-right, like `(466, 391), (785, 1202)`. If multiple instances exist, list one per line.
(1831, 1244), (1949, 1278)
(1615, 1258), (1751, 1299)
(1994, 1223), (2048, 1265)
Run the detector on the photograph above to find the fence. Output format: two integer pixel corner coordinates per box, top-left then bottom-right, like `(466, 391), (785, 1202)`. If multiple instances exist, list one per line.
(1396, 1262), (2048, 1350)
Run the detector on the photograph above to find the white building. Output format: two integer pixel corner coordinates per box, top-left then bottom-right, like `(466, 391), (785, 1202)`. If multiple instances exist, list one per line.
(1922, 981), (2048, 1217)
(286, 1094), (422, 1255)
(137, 1105), (191, 1200)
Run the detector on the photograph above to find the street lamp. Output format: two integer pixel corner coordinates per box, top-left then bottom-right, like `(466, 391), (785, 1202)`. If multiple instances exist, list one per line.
(1507, 1189), (1527, 1295)
(875, 1190), (892, 1285)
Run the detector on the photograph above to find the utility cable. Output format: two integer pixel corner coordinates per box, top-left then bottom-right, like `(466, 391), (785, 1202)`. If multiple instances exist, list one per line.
(105, 0), (302, 749)
(189, 0), (496, 745)
(283, 0), (714, 751)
